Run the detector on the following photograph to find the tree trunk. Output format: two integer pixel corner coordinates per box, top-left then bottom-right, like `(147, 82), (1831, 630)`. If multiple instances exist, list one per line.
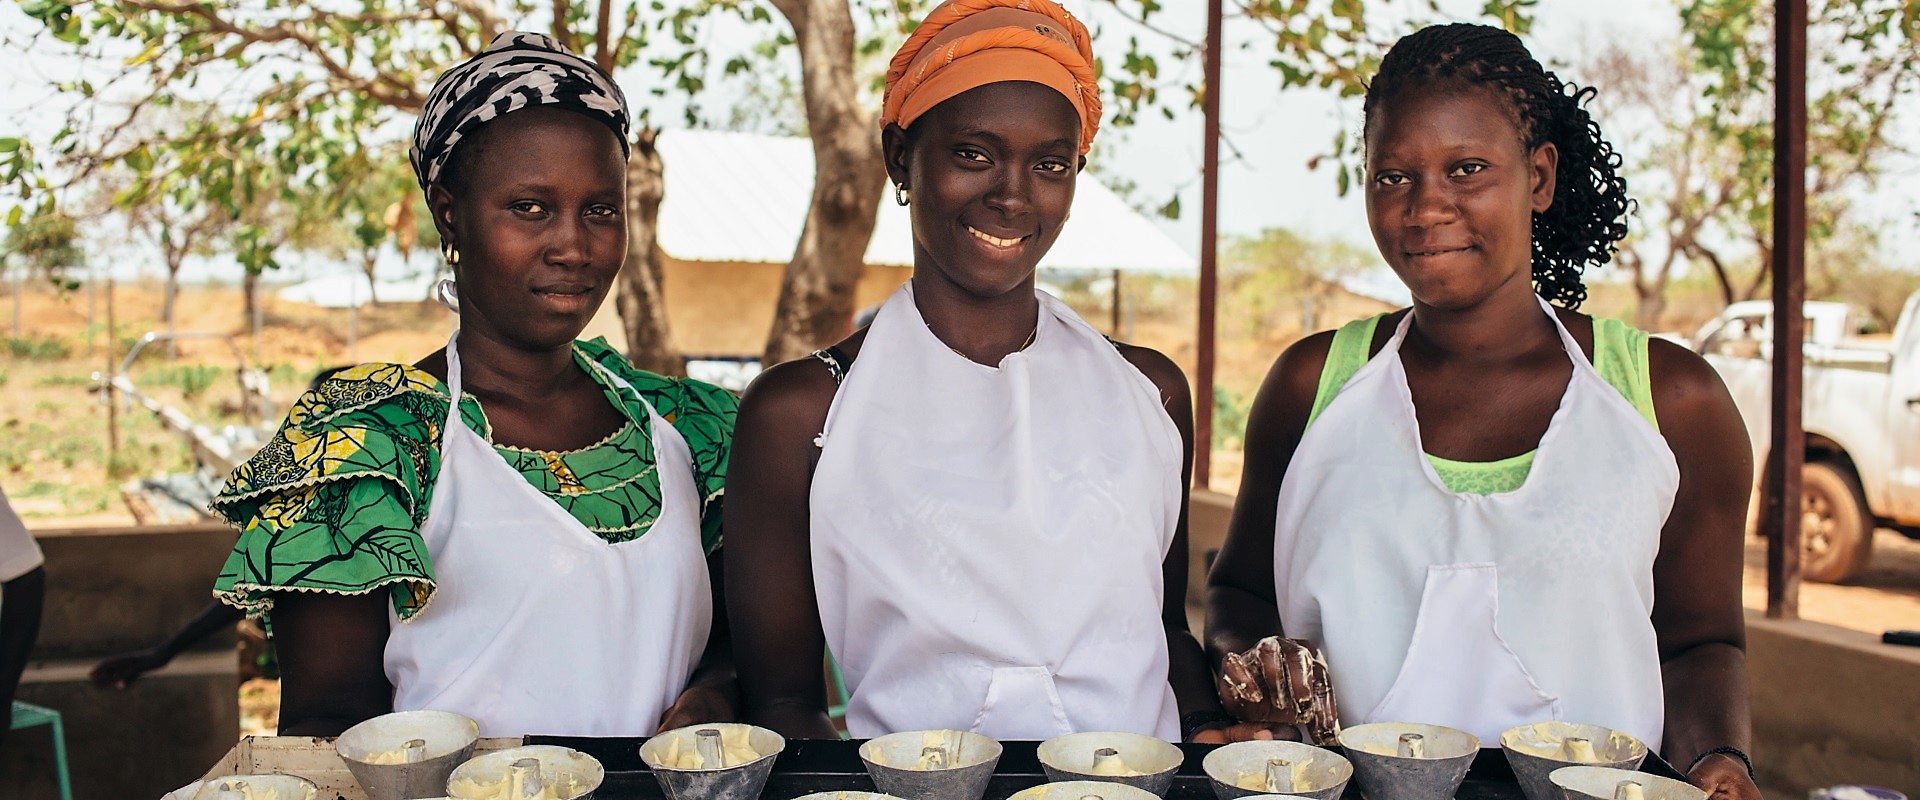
(361, 249), (381, 305)
(1636, 290), (1666, 332)
(615, 130), (684, 377)
(761, 0), (887, 366)
(164, 252), (183, 359)
(242, 270), (261, 360)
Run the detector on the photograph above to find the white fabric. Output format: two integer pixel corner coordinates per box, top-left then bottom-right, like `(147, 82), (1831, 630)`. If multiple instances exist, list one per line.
(385, 331), (711, 737)
(0, 487), (44, 583)
(1273, 298), (1677, 748)
(811, 284), (1183, 741)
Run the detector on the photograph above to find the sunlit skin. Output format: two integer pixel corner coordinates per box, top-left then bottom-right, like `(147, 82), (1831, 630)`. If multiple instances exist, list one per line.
(899, 81), (1079, 304)
(1363, 81), (1556, 316)
(887, 81), (1083, 361)
(725, 80), (1228, 741)
(431, 107), (629, 356)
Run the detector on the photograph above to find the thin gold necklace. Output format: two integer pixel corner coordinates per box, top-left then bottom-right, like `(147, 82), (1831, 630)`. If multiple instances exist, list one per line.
(945, 325), (1039, 361)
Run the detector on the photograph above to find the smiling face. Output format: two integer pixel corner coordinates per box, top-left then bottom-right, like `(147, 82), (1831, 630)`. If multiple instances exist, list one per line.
(429, 106), (627, 350)
(1364, 81), (1557, 312)
(885, 81), (1081, 299)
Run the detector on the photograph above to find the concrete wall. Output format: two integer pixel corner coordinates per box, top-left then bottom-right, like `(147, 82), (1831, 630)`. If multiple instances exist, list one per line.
(583, 258), (913, 358)
(3, 524), (240, 800)
(1747, 610), (1920, 796)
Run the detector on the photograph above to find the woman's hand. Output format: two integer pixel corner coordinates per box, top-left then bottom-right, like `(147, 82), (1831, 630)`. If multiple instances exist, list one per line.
(89, 648), (172, 689)
(656, 683), (737, 733)
(1216, 636), (1339, 744)
(1189, 722), (1296, 744)
(1687, 754), (1762, 800)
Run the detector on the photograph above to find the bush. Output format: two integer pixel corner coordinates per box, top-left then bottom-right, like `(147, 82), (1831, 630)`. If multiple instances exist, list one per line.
(1213, 384), (1250, 451)
(5, 334), (73, 360)
(138, 364), (227, 400)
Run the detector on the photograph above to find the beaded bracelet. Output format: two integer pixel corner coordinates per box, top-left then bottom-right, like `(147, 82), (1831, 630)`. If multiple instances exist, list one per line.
(1687, 746), (1756, 781)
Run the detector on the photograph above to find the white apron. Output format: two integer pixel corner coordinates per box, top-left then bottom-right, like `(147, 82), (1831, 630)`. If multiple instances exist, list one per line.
(385, 331), (712, 737)
(812, 285), (1183, 741)
(1273, 298), (1676, 748)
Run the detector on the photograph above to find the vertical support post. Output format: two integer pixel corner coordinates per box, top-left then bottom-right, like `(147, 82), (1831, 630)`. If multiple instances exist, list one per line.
(10, 261), (21, 338)
(1110, 268), (1123, 337)
(86, 275), (96, 358)
(105, 277), (119, 469)
(1766, 0), (1807, 620)
(1196, 0), (1223, 489)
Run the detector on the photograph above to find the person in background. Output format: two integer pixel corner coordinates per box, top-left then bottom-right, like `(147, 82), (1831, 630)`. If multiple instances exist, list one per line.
(1206, 23), (1760, 799)
(91, 368), (352, 691)
(0, 485), (48, 748)
(210, 33), (738, 737)
(727, 0), (1236, 743)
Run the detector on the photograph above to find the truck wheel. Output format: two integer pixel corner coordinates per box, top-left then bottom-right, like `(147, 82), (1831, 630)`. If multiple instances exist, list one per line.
(1801, 461), (1873, 584)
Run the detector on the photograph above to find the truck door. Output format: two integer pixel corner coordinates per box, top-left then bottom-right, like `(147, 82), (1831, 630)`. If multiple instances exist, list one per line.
(1879, 292), (1920, 518)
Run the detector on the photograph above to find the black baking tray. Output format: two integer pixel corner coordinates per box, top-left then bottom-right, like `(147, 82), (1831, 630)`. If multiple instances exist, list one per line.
(525, 737), (1689, 800)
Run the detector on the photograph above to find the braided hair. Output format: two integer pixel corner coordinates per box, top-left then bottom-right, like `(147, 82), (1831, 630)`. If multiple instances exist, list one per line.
(1363, 23), (1629, 309)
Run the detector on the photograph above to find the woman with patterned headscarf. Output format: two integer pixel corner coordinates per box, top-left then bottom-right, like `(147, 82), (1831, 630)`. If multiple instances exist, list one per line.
(726, 0), (1237, 742)
(210, 32), (739, 737)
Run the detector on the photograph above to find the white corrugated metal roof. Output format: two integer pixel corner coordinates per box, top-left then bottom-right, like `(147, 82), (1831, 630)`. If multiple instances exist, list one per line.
(655, 128), (1196, 274)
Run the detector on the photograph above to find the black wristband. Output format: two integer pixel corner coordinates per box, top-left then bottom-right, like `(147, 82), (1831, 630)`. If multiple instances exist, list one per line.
(1687, 746), (1755, 781)
(1180, 710), (1235, 741)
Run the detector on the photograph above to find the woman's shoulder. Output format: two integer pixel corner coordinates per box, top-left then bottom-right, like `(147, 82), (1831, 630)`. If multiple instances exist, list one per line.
(213, 362), (449, 514)
(1111, 341), (1191, 405)
(1644, 334), (1735, 421)
(573, 337), (740, 424)
(288, 361), (451, 432)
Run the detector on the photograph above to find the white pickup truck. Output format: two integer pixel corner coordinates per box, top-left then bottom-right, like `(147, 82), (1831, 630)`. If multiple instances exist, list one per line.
(1696, 294), (1920, 582)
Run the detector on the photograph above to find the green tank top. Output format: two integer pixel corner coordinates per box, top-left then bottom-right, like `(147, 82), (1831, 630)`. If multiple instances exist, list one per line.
(1304, 313), (1658, 495)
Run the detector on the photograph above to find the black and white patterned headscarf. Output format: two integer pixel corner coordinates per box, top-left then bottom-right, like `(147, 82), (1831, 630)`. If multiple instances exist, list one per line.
(410, 31), (631, 191)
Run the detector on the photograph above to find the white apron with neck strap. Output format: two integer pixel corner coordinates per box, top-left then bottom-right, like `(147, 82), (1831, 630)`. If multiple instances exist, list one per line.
(1273, 297), (1677, 748)
(811, 284), (1183, 741)
(385, 330), (711, 737)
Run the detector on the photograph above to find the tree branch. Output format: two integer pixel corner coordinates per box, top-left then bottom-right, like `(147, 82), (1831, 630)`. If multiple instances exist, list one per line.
(595, 0), (615, 72)
(1092, 0), (1201, 49)
(120, 0), (433, 110)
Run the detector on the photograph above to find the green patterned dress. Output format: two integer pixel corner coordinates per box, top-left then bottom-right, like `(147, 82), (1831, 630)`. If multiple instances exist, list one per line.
(211, 338), (737, 626)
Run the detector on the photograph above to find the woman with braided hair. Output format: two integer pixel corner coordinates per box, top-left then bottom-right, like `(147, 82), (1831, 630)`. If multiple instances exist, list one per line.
(1206, 23), (1760, 798)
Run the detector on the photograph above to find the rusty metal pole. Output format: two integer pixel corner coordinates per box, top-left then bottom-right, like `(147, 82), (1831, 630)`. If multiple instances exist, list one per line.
(1196, 0), (1222, 489)
(1766, 0), (1807, 620)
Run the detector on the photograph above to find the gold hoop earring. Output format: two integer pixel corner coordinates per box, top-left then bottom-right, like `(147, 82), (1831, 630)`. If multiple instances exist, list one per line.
(894, 182), (910, 206)
(441, 241), (461, 266)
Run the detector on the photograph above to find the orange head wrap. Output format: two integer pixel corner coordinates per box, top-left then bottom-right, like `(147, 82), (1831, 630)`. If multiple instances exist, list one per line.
(880, 0), (1101, 155)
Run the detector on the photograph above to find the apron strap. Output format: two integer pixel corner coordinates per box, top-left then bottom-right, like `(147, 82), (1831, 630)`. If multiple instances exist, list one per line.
(441, 330), (466, 445)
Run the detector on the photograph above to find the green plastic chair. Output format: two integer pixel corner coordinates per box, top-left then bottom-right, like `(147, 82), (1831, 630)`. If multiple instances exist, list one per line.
(826, 650), (851, 738)
(10, 701), (74, 800)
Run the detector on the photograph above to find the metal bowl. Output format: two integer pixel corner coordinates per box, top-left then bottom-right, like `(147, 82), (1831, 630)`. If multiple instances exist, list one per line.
(1200, 740), (1352, 800)
(336, 709), (481, 800)
(447, 745), (604, 800)
(1338, 722), (1479, 800)
(1500, 723), (1647, 800)
(1037, 731), (1183, 797)
(859, 729), (1002, 800)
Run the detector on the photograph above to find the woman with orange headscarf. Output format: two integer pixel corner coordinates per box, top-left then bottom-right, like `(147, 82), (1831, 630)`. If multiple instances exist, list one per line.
(725, 0), (1235, 742)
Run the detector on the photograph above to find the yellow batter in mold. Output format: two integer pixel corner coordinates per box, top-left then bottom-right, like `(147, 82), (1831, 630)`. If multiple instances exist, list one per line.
(657, 727), (765, 769)
(1233, 758), (1312, 793)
